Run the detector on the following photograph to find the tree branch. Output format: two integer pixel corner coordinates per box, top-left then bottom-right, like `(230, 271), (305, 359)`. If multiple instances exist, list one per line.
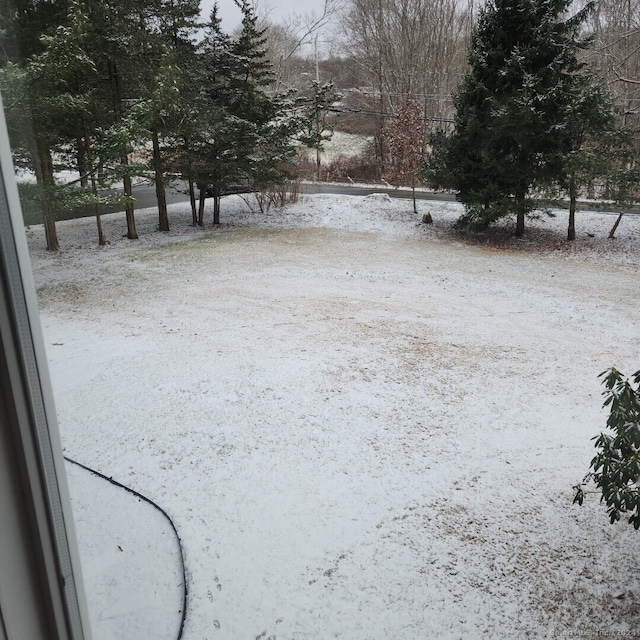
(613, 69), (640, 85)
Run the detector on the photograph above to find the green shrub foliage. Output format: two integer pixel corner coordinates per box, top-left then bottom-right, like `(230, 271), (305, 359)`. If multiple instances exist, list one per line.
(574, 368), (640, 529)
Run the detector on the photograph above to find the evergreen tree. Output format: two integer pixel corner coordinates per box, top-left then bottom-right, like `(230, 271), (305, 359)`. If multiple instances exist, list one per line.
(81, 0), (166, 240)
(228, 0), (275, 122)
(0, 0), (95, 250)
(426, 0), (605, 236)
(148, 0), (201, 231)
(173, 37), (220, 224)
(158, 0), (201, 50)
(128, 0), (201, 233)
(575, 368), (640, 529)
(297, 80), (339, 181)
(231, 3), (297, 205)
(185, 4), (241, 225)
(553, 86), (616, 240)
(127, 55), (181, 232)
(0, 0), (71, 66)
(186, 1), (296, 225)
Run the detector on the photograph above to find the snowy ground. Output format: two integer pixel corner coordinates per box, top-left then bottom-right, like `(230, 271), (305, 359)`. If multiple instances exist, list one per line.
(297, 131), (372, 163)
(27, 193), (640, 639)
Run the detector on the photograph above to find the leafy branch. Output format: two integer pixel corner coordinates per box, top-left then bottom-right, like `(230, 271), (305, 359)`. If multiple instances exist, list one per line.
(574, 368), (640, 529)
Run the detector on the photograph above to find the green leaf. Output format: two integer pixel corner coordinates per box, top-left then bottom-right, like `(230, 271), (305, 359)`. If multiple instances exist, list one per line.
(578, 368), (640, 531)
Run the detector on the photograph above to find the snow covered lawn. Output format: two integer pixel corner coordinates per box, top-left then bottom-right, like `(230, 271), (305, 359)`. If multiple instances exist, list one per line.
(28, 194), (640, 639)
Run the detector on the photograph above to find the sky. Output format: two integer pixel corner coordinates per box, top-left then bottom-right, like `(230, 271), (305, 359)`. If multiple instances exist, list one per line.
(201, 0), (331, 29)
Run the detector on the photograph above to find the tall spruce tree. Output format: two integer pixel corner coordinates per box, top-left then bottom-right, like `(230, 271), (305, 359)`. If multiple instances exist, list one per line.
(228, 1), (296, 198)
(427, 0), (605, 236)
(555, 84), (616, 240)
(0, 0), (95, 250)
(128, 0), (201, 233)
(186, 4), (240, 225)
(188, 1), (296, 225)
(148, 0), (201, 231)
(297, 80), (339, 181)
(81, 0), (166, 240)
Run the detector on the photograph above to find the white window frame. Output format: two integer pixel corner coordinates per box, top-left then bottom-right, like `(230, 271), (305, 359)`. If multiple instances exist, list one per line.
(0, 94), (92, 640)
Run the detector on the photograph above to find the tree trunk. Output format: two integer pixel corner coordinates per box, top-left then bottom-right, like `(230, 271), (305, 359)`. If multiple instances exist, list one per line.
(567, 176), (576, 241)
(378, 89), (385, 167)
(213, 189), (221, 225)
(152, 128), (169, 232)
(76, 134), (88, 188)
(94, 206), (105, 247)
(188, 177), (197, 226)
(197, 184), (206, 227)
(81, 117), (104, 245)
(122, 156), (138, 240)
(515, 192), (525, 237)
(411, 175), (417, 214)
(376, 0), (385, 168)
(33, 138), (59, 251)
(90, 176), (106, 246)
(515, 211), (525, 237)
(609, 212), (623, 239)
(183, 134), (197, 225)
(315, 37), (322, 181)
(108, 58), (138, 240)
(75, 73), (89, 188)
(316, 143), (321, 181)
(42, 200), (59, 252)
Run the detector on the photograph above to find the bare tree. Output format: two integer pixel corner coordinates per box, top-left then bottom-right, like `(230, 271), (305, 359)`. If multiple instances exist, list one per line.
(252, 0), (339, 91)
(588, 0), (640, 118)
(341, 0), (472, 109)
(339, 0), (473, 162)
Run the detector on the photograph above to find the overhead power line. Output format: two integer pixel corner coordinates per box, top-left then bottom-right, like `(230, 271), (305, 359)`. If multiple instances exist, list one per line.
(327, 105), (454, 123)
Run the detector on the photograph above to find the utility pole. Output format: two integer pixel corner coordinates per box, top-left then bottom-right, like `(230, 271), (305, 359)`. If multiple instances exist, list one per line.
(314, 35), (322, 181)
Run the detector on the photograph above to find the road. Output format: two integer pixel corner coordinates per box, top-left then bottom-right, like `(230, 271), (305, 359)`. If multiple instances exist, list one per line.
(117, 181), (458, 210)
(299, 182), (459, 202)
(108, 180), (640, 216)
(30, 180), (638, 224)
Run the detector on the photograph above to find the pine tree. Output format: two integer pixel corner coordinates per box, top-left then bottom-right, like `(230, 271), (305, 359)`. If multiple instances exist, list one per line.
(128, 0), (201, 233)
(228, 0), (297, 197)
(81, 0), (166, 240)
(186, 4), (244, 225)
(228, 1), (275, 123)
(185, 1), (296, 225)
(158, 0), (201, 50)
(0, 0), (71, 65)
(428, 0), (605, 236)
(297, 80), (339, 181)
(554, 84), (617, 240)
(0, 0), (95, 250)
(150, 0), (201, 231)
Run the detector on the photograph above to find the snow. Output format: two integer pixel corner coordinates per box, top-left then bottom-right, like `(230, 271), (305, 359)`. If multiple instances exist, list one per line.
(26, 193), (640, 639)
(298, 131), (372, 162)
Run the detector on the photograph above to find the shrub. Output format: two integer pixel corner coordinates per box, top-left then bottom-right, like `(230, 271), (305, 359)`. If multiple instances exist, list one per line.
(323, 151), (381, 183)
(245, 179), (301, 213)
(574, 368), (640, 529)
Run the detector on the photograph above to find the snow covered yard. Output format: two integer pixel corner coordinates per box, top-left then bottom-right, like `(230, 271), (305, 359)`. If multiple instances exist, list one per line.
(27, 194), (640, 639)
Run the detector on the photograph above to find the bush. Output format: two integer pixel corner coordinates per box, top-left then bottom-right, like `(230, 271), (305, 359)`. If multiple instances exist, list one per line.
(245, 179), (301, 213)
(574, 368), (640, 529)
(323, 151), (381, 183)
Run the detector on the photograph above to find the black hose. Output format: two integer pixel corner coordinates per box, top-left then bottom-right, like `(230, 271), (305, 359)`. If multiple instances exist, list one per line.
(63, 456), (188, 640)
